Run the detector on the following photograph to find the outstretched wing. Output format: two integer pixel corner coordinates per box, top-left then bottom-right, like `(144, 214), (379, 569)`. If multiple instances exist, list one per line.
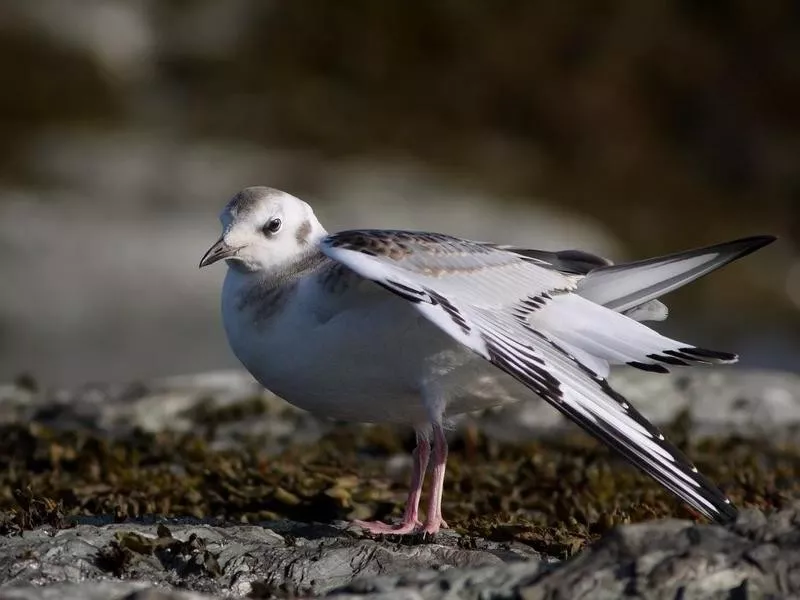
(320, 229), (738, 524)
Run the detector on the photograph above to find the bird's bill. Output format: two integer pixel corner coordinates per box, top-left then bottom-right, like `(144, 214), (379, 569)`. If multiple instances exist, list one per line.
(199, 237), (240, 268)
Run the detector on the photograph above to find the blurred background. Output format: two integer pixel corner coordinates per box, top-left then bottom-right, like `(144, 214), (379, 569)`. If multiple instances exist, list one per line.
(0, 0), (797, 386)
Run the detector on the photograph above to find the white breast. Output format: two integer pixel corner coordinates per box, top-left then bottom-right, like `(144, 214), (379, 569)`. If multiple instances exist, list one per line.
(220, 267), (532, 425)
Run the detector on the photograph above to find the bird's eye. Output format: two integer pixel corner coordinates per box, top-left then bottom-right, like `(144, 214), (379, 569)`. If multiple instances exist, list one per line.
(263, 218), (282, 235)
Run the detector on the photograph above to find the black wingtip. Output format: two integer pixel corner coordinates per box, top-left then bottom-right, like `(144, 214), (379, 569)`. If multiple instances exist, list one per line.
(678, 346), (738, 363)
(628, 361), (670, 374)
(724, 234), (778, 260)
(648, 353), (690, 367)
(710, 497), (739, 525)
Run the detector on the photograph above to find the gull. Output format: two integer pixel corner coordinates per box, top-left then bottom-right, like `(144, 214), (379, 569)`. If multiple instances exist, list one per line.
(200, 186), (775, 535)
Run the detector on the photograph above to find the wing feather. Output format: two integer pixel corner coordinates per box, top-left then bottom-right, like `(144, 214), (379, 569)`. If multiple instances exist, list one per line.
(576, 235), (776, 313)
(320, 230), (739, 524)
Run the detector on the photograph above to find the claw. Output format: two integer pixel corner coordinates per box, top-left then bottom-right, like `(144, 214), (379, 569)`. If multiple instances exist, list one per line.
(421, 517), (445, 536)
(352, 518), (422, 535)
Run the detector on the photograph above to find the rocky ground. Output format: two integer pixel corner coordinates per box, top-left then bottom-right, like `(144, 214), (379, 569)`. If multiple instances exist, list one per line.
(1, 368), (800, 598)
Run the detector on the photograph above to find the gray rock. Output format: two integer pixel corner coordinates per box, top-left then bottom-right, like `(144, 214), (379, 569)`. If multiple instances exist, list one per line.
(0, 520), (542, 599)
(3, 507), (800, 600)
(0, 582), (220, 600)
(332, 507), (800, 600)
(476, 367), (800, 442)
(4, 368), (800, 449)
(0, 370), (327, 454)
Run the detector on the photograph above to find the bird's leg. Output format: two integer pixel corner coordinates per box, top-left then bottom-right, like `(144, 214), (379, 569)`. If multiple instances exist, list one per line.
(421, 423), (449, 534)
(401, 433), (431, 525)
(352, 431), (430, 534)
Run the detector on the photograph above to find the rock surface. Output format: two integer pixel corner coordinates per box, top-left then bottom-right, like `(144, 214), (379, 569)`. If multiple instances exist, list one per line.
(334, 507), (800, 599)
(1, 507), (799, 599)
(4, 367), (800, 446)
(483, 367), (800, 442)
(0, 519), (540, 598)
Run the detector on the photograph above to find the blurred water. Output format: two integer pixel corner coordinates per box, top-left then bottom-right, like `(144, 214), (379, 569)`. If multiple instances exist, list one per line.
(0, 1), (797, 385)
(0, 129), (623, 385)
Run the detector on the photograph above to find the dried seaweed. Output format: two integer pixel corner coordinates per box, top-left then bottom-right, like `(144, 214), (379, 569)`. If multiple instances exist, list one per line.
(0, 407), (798, 556)
(95, 523), (221, 578)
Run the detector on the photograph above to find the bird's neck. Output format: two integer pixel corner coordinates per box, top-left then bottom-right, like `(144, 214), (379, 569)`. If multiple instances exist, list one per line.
(226, 247), (327, 292)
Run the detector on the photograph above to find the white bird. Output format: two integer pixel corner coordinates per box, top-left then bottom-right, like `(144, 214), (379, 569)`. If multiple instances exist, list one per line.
(200, 186), (775, 535)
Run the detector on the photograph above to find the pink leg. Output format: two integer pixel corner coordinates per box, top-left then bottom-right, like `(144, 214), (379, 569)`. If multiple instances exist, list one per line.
(422, 424), (449, 535)
(353, 432), (430, 534)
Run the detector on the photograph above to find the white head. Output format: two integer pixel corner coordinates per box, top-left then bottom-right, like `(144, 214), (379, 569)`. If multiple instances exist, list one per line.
(199, 187), (327, 275)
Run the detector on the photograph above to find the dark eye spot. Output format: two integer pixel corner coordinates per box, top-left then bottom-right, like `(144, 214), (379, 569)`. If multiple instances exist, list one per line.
(263, 218), (282, 235)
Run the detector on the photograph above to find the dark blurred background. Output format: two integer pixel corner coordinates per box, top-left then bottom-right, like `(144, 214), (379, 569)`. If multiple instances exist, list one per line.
(0, 0), (797, 385)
